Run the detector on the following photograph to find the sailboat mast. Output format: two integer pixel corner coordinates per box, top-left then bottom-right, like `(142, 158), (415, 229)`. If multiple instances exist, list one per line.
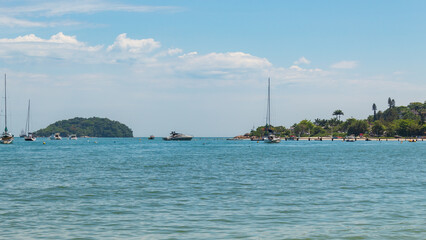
(4, 74), (7, 133)
(268, 77), (271, 127)
(264, 77), (271, 135)
(26, 99), (31, 134)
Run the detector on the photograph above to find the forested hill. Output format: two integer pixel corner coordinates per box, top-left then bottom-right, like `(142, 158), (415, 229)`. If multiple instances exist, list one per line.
(34, 117), (133, 137)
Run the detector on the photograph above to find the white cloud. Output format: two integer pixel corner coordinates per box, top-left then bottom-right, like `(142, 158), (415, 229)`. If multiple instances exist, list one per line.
(0, 16), (46, 27)
(289, 65), (322, 73)
(1, 1), (181, 17)
(0, 32), (81, 45)
(167, 48), (183, 56)
(0, 32), (101, 60)
(294, 56), (311, 65)
(107, 33), (161, 53)
(0, 16), (81, 28)
(0, 32), (331, 89)
(330, 60), (358, 69)
(0, 1), (181, 29)
(178, 52), (271, 70)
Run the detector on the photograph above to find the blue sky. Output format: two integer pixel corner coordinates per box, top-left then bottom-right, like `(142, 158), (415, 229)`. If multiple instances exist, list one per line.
(0, 0), (425, 137)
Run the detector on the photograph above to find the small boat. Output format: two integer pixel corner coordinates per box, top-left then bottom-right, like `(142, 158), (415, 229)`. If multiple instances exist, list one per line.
(24, 133), (36, 141)
(265, 134), (281, 143)
(19, 129), (26, 138)
(163, 131), (193, 141)
(1, 74), (14, 144)
(23, 100), (36, 141)
(263, 78), (280, 144)
(69, 134), (77, 140)
(345, 136), (355, 142)
(0, 132), (13, 144)
(50, 133), (62, 140)
(148, 135), (155, 140)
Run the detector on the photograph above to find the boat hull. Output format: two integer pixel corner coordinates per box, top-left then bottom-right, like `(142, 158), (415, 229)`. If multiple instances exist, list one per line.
(163, 137), (193, 141)
(264, 135), (281, 143)
(24, 137), (36, 141)
(0, 136), (14, 144)
(264, 139), (281, 143)
(163, 131), (193, 141)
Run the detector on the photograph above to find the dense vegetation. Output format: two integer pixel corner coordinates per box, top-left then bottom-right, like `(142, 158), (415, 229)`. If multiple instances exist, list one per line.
(250, 99), (426, 138)
(34, 117), (133, 137)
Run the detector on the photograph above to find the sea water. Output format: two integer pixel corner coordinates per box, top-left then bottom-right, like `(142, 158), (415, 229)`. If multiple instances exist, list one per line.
(1, 138), (425, 239)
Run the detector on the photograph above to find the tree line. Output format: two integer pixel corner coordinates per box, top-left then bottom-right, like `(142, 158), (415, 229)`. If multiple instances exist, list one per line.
(250, 99), (426, 138)
(34, 117), (133, 137)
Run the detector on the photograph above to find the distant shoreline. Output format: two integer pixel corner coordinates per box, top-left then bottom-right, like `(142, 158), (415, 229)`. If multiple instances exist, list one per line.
(296, 137), (423, 141)
(228, 136), (424, 141)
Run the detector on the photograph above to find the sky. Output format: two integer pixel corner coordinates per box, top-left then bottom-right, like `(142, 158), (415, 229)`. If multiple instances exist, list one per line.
(0, 0), (425, 137)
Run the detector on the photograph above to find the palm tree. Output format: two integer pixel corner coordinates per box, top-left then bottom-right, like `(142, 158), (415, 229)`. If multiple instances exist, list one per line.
(372, 103), (377, 120)
(333, 109), (344, 121)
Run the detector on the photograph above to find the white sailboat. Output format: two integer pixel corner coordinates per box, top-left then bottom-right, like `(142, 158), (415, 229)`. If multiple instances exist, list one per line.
(264, 77), (281, 143)
(1, 74), (14, 144)
(24, 99), (36, 141)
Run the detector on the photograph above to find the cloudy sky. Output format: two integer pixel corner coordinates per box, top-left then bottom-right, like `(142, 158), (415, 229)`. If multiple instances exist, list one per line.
(0, 0), (425, 137)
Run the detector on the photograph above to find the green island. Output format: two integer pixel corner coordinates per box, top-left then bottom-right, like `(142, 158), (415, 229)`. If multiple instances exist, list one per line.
(34, 117), (133, 137)
(244, 99), (426, 139)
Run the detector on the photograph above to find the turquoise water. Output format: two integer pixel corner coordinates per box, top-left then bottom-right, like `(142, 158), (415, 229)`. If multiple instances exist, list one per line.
(1, 138), (425, 239)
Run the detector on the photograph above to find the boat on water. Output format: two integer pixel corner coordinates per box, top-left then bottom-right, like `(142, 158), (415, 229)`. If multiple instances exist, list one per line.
(24, 99), (36, 141)
(148, 135), (155, 140)
(1, 74), (14, 144)
(19, 129), (26, 138)
(263, 78), (281, 144)
(345, 136), (356, 142)
(163, 131), (193, 141)
(50, 133), (62, 140)
(69, 134), (77, 140)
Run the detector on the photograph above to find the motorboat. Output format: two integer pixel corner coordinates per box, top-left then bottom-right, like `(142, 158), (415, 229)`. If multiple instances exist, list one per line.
(163, 131), (193, 141)
(19, 130), (26, 138)
(148, 135), (155, 140)
(345, 136), (355, 142)
(69, 134), (77, 140)
(264, 134), (281, 143)
(50, 133), (62, 140)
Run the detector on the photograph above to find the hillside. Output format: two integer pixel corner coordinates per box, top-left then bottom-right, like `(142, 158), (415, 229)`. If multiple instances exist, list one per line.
(34, 117), (133, 137)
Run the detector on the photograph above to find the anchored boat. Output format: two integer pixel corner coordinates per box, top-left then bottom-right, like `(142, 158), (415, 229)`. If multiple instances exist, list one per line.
(24, 99), (36, 141)
(263, 78), (281, 144)
(69, 134), (77, 140)
(163, 131), (193, 141)
(50, 133), (62, 140)
(1, 74), (14, 144)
